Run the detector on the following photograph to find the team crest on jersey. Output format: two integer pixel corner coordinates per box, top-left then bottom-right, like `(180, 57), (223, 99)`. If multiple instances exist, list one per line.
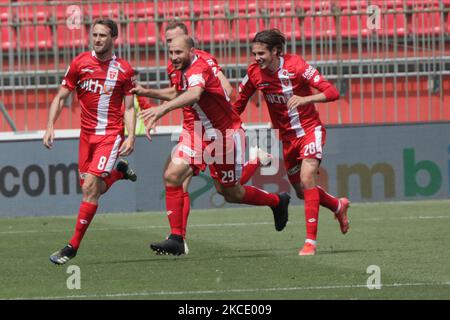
(281, 78), (290, 87)
(108, 69), (118, 81)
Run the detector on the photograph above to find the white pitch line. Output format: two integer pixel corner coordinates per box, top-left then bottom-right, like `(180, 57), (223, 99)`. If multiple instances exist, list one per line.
(1, 215), (450, 235)
(6, 281), (450, 300)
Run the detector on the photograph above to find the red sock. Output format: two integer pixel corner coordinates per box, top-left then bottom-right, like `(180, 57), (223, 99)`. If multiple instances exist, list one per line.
(103, 169), (124, 190)
(304, 187), (320, 241)
(69, 201), (98, 250)
(165, 186), (184, 236)
(317, 186), (340, 213)
(181, 192), (190, 239)
(240, 185), (280, 207)
(239, 160), (260, 185)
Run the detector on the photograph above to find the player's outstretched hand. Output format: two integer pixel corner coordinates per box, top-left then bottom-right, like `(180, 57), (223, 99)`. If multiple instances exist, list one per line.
(130, 83), (147, 96)
(43, 128), (54, 149)
(287, 95), (310, 109)
(119, 136), (135, 156)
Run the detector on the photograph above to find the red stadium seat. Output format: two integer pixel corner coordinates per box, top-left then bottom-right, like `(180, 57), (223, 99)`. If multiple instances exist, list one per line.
(296, 0), (331, 12)
(332, 0), (366, 10)
(15, 5), (52, 50)
(259, 0), (294, 13)
(157, 0), (190, 18)
(196, 15), (231, 43)
(447, 11), (450, 34)
(269, 16), (301, 40)
(302, 10), (336, 39)
(18, 24), (53, 50)
(228, 0), (258, 13)
(16, 5), (50, 22)
(1, 25), (16, 51)
(367, 0), (403, 9)
(189, 0), (230, 16)
(379, 10), (406, 36)
(127, 21), (157, 46)
(124, 2), (157, 18)
(340, 8), (371, 38)
(87, 3), (121, 20)
(56, 23), (88, 49)
(231, 17), (263, 42)
(0, 6), (12, 22)
(411, 8), (443, 35)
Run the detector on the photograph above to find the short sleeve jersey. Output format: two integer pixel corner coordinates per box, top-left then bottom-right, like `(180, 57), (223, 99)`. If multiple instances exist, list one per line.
(61, 51), (135, 135)
(234, 54), (337, 141)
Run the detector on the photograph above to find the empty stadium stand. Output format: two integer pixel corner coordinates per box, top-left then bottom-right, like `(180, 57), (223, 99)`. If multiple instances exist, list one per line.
(0, 0), (449, 132)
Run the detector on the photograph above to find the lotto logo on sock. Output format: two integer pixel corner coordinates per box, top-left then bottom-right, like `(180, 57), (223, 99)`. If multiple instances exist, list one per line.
(308, 218), (316, 223)
(79, 219), (88, 225)
(166, 211), (173, 216)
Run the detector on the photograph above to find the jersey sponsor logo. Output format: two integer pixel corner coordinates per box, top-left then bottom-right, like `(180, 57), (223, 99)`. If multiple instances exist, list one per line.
(287, 164), (300, 176)
(79, 79), (113, 95)
(314, 75), (321, 83)
(257, 83), (270, 87)
(81, 68), (94, 73)
(302, 65), (317, 80)
(188, 73), (205, 87)
(265, 93), (288, 104)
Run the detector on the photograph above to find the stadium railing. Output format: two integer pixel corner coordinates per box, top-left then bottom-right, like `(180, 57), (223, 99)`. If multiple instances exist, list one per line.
(1, 0), (449, 132)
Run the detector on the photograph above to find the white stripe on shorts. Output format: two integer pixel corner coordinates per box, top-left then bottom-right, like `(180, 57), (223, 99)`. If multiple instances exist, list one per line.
(104, 135), (122, 173)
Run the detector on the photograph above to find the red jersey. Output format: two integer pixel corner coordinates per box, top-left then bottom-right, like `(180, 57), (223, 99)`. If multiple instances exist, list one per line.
(233, 54), (339, 141)
(180, 55), (241, 137)
(62, 51), (135, 136)
(167, 49), (223, 132)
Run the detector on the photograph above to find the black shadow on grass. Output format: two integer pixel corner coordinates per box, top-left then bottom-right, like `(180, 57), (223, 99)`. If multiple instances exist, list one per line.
(86, 252), (279, 266)
(317, 249), (366, 255)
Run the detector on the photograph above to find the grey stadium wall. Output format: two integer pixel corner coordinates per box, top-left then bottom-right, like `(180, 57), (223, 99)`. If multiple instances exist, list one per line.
(0, 122), (449, 217)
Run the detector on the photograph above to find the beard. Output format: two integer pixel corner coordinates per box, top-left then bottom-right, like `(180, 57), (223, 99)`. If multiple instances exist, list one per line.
(94, 42), (111, 55)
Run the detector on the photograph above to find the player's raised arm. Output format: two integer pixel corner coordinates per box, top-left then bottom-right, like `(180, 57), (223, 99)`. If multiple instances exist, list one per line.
(217, 70), (233, 98)
(232, 73), (257, 115)
(287, 60), (340, 109)
(43, 86), (71, 149)
(130, 83), (178, 101)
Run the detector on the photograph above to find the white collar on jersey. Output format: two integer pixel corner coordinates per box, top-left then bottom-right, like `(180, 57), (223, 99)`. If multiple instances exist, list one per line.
(91, 50), (117, 61)
(192, 54), (199, 65)
(278, 56), (285, 71)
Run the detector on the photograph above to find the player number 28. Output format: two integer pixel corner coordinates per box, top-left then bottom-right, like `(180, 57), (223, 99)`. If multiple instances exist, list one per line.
(303, 142), (319, 156)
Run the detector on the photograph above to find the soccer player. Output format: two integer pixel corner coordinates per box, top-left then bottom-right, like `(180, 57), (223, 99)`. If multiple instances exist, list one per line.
(43, 19), (138, 265)
(135, 35), (290, 255)
(132, 21), (271, 249)
(233, 29), (350, 256)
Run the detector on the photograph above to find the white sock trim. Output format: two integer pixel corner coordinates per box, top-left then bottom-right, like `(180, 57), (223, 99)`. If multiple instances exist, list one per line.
(335, 199), (341, 214)
(305, 239), (317, 246)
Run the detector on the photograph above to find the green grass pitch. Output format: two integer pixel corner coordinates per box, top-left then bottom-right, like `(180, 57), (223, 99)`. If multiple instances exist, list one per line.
(1, 200), (450, 300)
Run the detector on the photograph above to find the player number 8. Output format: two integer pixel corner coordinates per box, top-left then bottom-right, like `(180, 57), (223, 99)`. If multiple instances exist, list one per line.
(97, 156), (107, 170)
